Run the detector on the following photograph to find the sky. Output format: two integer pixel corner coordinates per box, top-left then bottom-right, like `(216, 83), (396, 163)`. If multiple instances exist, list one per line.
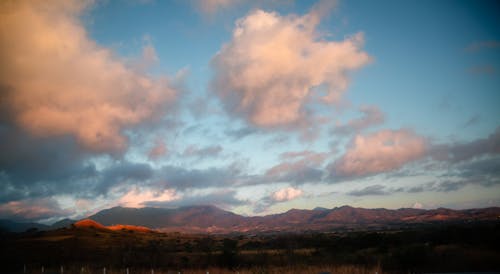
(0, 0), (499, 223)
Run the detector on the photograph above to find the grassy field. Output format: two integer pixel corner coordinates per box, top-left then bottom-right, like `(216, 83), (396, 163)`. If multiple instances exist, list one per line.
(17, 265), (382, 274)
(1, 222), (499, 273)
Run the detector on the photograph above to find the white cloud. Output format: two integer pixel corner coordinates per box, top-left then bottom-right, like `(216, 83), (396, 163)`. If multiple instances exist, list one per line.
(118, 186), (178, 208)
(412, 202), (423, 209)
(271, 187), (304, 202)
(212, 6), (371, 130)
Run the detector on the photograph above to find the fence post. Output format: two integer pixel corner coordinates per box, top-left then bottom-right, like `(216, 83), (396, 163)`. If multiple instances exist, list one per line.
(41, 266), (44, 273)
(126, 267), (129, 274)
(103, 267), (106, 274)
(61, 266), (64, 274)
(23, 264), (26, 273)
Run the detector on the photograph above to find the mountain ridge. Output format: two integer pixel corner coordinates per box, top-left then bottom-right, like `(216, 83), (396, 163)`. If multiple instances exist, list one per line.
(2, 205), (499, 233)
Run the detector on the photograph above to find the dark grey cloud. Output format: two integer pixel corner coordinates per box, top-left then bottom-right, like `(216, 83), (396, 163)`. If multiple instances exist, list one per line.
(430, 127), (499, 163)
(156, 163), (242, 190)
(95, 161), (154, 193)
(0, 123), (97, 202)
(347, 185), (389, 196)
(332, 105), (385, 136)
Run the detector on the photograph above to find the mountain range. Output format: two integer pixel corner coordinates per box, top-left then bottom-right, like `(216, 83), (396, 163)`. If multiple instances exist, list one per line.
(1, 205), (499, 233)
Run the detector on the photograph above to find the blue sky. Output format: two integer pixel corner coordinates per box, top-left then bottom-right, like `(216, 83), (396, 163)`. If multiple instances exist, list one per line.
(0, 0), (499, 223)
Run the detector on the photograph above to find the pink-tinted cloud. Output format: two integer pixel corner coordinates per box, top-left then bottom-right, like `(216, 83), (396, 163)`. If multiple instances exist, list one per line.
(332, 105), (385, 135)
(148, 139), (168, 159)
(212, 5), (370, 130)
(271, 187), (303, 202)
(0, 198), (69, 221)
(196, 0), (238, 15)
(466, 40), (500, 52)
(0, 1), (177, 153)
(332, 129), (427, 178)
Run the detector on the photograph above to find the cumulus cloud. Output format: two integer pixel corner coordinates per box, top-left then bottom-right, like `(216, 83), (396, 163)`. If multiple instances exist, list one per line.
(254, 186), (304, 213)
(0, 0), (177, 153)
(331, 129), (427, 178)
(332, 105), (385, 136)
(118, 186), (178, 208)
(212, 5), (370, 130)
(271, 186), (304, 202)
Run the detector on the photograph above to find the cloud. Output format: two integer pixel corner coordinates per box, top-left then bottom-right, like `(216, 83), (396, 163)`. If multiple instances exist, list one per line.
(463, 114), (481, 128)
(118, 186), (178, 208)
(466, 40), (500, 52)
(0, 124), (96, 203)
(430, 127), (500, 163)
(211, 6), (370, 131)
(468, 65), (496, 75)
(347, 185), (388, 196)
(266, 151), (327, 183)
(412, 202), (423, 209)
(148, 139), (168, 159)
(271, 186), (303, 202)
(332, 105), (385, 135)
(0, 0), (177, 153)
(182, 145), (223, 159)
(196, 0), (238, 15)
(96, 161), (154, 193)
(254, 186), (304, 213)
(225, 127), (258, 140)
(145, 189), (246, 209)
(156, 164), (242, 190)
(330, 129), (427, 178)
(0, 198), (70, 222)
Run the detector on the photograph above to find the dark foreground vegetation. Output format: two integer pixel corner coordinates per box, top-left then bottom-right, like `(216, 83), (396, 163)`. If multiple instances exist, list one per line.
(1, 222), (499, 273)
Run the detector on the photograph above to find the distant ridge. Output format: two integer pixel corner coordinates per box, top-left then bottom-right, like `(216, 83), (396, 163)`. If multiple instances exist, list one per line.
(86, 205), (500, 233)
(2, 205), (499, 233)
